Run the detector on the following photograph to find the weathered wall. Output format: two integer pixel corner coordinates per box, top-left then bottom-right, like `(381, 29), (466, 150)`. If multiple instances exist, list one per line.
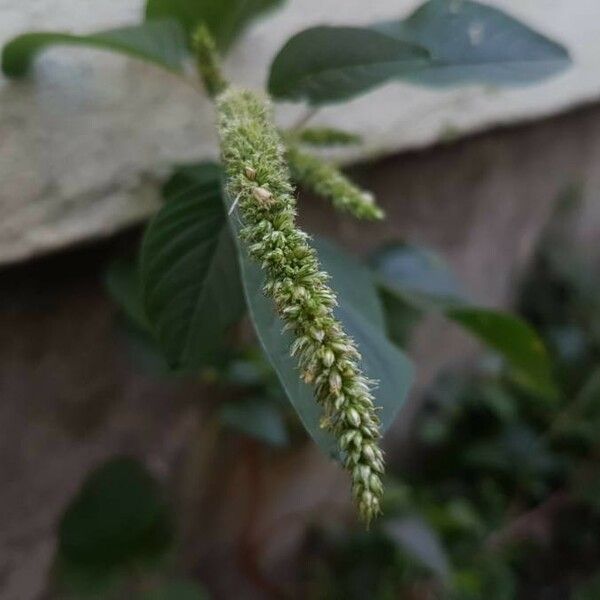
(2, 103), (600, 599)
(1, 0), (600, 264)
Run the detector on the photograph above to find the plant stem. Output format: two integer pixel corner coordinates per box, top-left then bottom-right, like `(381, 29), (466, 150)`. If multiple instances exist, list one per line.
(192, 24), (228, 98)
(292, 107), (320, 131)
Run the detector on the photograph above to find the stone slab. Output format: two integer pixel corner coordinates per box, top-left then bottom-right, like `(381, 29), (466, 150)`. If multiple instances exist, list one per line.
(1, 0), (599, 264)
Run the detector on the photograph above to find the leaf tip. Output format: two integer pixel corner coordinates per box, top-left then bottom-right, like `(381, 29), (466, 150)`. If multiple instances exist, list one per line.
(1, 37), (28, 78)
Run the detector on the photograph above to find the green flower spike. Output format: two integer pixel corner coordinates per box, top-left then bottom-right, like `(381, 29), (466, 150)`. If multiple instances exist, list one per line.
(217, 88), (385, 524)
(286, 145), (385, 221)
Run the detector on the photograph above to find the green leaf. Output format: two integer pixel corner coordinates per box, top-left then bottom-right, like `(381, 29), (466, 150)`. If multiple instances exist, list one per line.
(372, 243), (557, 398)
(145, 0), (284, 51)
(162, 162), (223, 203)
(447, 307), (557, 398)
(220, 397), (289, 447)
(268, 26), (430, 104)
(384, 516), (450, 580)
(59, 457), (171, 569)
(143, 580), (209, 600)
(380, 290), (423, 348)
(104, 257), (150, 332)
(104, 257), (189, 378)
(373, 0), (571, 87)
(312, 236), (386, 331)
(269, 0), (570, 104)
(2, 20), (188, 78)
(224, 192), (413, 457)
(141, 163), (245, 370)
(372, 243), (467, 311)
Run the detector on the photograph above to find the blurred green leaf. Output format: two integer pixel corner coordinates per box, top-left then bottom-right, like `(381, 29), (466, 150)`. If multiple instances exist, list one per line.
(141, 163), (245, 370)
(223, 191), (413, 458)
(372, 243), (467, 310)
(161, 162), (224, 203)
(145, 0), (284, 51)
(373, 0), (571, 87)
(104, 257), (150, 332)
(380, 289), (423, 348)
(59, 457), (171, 569)
(448, 307), (557, 399)
(268, 26), (429, 104)
(104, 257), (190, 378)
(312, 236), (386, 331)
(269, 0), (570, 104)
(372, 243), (557, 398)
(384, 516), (450, 581)
(2, 20), (187, 78)
(220, 397), (289, 447)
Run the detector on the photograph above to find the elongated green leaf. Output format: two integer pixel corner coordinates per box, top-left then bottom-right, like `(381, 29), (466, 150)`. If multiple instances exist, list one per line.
(59, 457), (171, 568)
(2, 20), (188, 78)
(269, 0), (570, 104)
(268, 27), (430, 104)
(162, 162), (223, 202)
(372, 243), (467, 311)
(384, 516), (450, 580)
(447, 307), (556, 398)
(104, 257), (182, 377)
(312, 236), (386, 331)
(224, 192), (413, 457)
(373, 0), (571, 87)
(220, 397), (289, 447)
(145, 0), (284, 51)
(141, 164), (245, 370)
(104, 257), (150, 332)
(372, 243), (557, 398)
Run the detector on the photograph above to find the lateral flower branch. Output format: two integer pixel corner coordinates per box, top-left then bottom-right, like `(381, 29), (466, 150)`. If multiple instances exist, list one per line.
(193, 28), (386, 524)
(286, 144), (384, 220)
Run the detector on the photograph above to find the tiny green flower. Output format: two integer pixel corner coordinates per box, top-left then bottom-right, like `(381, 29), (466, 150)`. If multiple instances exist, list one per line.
(217, 88), (385, 525)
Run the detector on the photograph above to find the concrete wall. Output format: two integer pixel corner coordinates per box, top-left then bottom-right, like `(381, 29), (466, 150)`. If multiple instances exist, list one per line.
(1, 0), (600, 264)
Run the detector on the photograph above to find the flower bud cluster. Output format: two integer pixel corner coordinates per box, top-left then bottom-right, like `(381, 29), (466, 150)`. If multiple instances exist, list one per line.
(217, 88), (385, 524)
(286, 145), (384, 221)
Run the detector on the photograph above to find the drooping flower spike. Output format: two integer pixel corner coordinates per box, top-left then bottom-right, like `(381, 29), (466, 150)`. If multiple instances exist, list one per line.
(217, 88), (385, 524)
